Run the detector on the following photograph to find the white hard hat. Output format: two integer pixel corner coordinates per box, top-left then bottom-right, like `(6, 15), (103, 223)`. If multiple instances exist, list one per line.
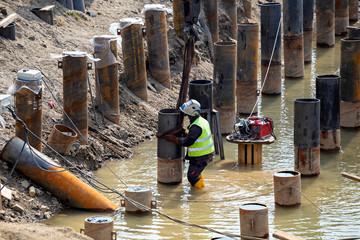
(179, 99), (201, 116)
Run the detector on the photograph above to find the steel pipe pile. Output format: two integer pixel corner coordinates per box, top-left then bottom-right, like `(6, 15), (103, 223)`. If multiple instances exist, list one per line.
(349, 0), (358, 22)
(273, 171), (301, 206)
(239, 203), (269, 238)
(221, 0), (237, 39)
(294, 98), (320, 176)
(316, 0), (335, 47)
(173, 0), (185, 39)
(303, 0), (315, 63)
(203, 0), (219, 44)
(316, 75), (341, 151)
(237, 23), (259, 114)
(260, 3), (282, 94)
(335, 0), (349, 35)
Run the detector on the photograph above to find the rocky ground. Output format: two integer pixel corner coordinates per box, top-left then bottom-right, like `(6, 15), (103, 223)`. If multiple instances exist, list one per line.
(0, 0), (258, 238)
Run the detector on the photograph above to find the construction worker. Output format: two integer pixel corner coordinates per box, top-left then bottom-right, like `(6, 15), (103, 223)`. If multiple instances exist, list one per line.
(163, 99), (215, 188)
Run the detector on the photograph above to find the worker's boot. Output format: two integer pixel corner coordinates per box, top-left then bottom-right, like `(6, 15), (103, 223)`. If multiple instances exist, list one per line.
(193, 174), (205, 188)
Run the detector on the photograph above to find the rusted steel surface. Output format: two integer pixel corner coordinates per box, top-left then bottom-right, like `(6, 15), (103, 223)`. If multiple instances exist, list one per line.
(243, 0), (252, 19)
(189, 80), (213, 110)
(283, 0), (303, 37)
(0, 137), (119, 211)
(340, 39), (360, 102)
(237, 23), (258, 114)
(157, 158), (183, 183)
(47, 124), (77, 155)
(145, 10), (171, 88)
(316, 0), (335, 47)
(294, 146), (320, 176)
(239, 203), (269, 238)
(303, 30), (313, 62)
(340, 101), (360, 127)
(203, 0), (219, 43)
(348, 0), (358, 22)
(124, 186), (152, 212)
(303, 0), (314, 62)
(221, 0), (237, 39)
(15, 83), (42, 152)
(62, 55), (88, 145)
(283, 36), (304, 78)
(273, 171), (301, 206)
(173, 0), (185, 39)
(335, 0), (349, 35)
(94, 36), (120, 125)
(213, 41), (237, 134)
(83, 216), (115, 240)
(320, 129), (341, 151)
(121, 23), (148, 101)
(348, 26), (360, 39)
(261, 62), (282, 95)
(316, 75), (340, 130)
(237, 81), (258, 114)
(261, 3), (281, 94)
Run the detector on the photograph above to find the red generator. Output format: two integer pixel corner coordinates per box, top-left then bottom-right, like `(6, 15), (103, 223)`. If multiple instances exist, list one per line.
(248, 116), (274, 140)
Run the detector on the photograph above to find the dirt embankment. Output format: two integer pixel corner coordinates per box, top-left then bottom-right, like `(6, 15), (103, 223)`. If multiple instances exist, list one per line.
(0, 0), (259, 238)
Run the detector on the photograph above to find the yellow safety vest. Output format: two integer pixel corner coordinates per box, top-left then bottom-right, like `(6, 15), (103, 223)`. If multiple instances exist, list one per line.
(187, 116), (215, 157)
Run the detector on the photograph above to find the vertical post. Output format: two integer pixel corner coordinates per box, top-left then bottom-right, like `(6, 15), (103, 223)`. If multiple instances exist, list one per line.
(261, 3), (282, 94)
(62, 52), (88, 145)
(340, 38), (360, 127)
(294, 98), (320, 176)
(73, 0), (86, 13)
(83, 216), (114, 240)
(237, 23), (259, 114)
(221, 0), (237, 39)
(243, 0), (252, 19)
(316, 75), (341, 151)
(213, 41), (237, 134)
(14, 72), (43, 151)
(173, 0), (185, 39)
(93, 35), (120, 125)
(123, 186), (153, 213)
(316, 0), (335, 47)
(203, 0), (219, 43)
(189, 79), (213, 125)
(239, 203), (269, 238)
(31, 8), (54, 25)
(303, 0), (315, 63)
(335, 0), (349, 35)
(347, 26), (360, 39)
(157, 109), (183, 184)
(283, 0), (304, 78)
(65, 0), (74, 10)
(144, 6), (171, 88)
(273, 171), (301, 206)
(120, 18), (148, 102)
(348, 0), (359, 23)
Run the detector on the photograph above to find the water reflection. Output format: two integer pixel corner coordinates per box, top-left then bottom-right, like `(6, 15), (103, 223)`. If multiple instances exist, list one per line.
(45, 37), (360, 239)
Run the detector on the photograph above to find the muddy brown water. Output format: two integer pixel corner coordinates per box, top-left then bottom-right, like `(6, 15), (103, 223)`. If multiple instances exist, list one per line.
(45, 37), (360, 239)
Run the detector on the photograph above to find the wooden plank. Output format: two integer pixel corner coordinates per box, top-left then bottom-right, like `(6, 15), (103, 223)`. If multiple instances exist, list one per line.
(0, 13), (17, 28)
(40, 5), (55, 11)
(273, 230), (306, 240)
(342, 172), (360, 182)
(253, 144), (262, 164)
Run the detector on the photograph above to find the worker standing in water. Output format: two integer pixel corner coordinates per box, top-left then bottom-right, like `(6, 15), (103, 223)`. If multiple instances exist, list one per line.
(163, 100), (215, 188)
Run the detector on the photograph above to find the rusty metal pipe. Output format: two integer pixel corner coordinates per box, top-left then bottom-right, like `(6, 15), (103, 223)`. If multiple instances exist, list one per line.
(273, 171), (301, 206)
(122, 186), (154, 213)
(213, 41), (237, 134)
(31, 8), (54, 25)
(303, 0), (314, 62)
(261, 3), (282, 94)
(121, 20), (148, 101)
(93, 35), (120, 125)
(316, 0), (335, 47)
(348, 0), (358, 22)
(62, 54), (88, 145)
(237, 23), (259, 114)
(221, 0), (237, 39)
(294, 98), (320, 176)
(335, 0), (349, 35)
(243, 0), (252, 19)
(145, 8), (171, 88)
(14, 77), (43, 152)
(81, 216), (116, 240)
(157, 109), (183, 184)
(239, 203), (269, 238)
(173, 0), (185, 39)
(47, 124), (77, 155)
(203, 0), (219, 43)
(283, 0), (304, 78)
(340, 38), (360, 127)
(347, 26), (360, 39)
(316, 75), (341, 151)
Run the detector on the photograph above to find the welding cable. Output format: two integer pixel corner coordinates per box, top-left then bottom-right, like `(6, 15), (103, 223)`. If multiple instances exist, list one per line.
(36, 68), (128, 188)
(248, 17), (282, 118)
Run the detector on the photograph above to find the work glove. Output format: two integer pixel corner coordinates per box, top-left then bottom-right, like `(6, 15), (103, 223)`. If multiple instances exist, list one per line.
(163, 134), (179, 144)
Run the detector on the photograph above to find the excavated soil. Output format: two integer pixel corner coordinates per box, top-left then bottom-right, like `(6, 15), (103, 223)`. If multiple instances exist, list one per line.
(0, 0), (259, 238)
